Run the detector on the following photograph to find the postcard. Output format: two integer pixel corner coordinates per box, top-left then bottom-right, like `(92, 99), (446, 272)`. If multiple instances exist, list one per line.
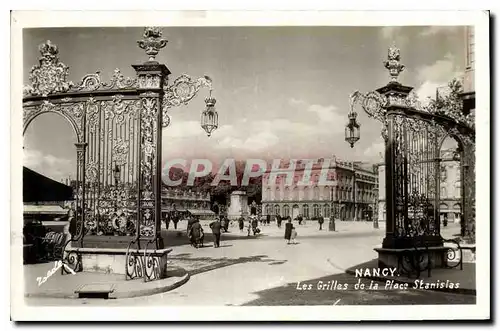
(10, 10), (490, 321)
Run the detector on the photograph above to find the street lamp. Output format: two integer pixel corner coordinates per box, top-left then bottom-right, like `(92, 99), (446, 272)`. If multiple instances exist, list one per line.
(345, 106), (360, 148)
(113, 164), (121, 186)
(201, 89), (219, 137)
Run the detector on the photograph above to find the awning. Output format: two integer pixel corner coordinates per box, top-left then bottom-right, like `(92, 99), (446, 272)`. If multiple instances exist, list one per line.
(23, 204), (69, 215)
(23, 167), (74, 202)
(161, 208), (187, 213)
(187, 209), (215, 216)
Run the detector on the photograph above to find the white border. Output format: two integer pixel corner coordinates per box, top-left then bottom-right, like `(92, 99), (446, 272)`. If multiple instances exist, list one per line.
(10, 10), (490, 321)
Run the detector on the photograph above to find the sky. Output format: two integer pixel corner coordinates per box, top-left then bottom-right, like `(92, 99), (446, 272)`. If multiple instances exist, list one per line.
(22, 26), (467, 182)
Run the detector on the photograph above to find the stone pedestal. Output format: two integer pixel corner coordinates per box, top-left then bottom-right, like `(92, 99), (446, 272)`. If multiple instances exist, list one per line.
(227, 191), (248, 220)
(65, 247), (172, 280)
(375, 246), (448, 273)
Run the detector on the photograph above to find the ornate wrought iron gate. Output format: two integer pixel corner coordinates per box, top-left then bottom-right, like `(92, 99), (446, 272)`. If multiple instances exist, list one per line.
(350, 46), (475, 248)
(23, 27), (215, 255)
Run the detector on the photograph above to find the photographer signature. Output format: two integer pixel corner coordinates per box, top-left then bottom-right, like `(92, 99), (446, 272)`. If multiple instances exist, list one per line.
(36, 260), (76, 287)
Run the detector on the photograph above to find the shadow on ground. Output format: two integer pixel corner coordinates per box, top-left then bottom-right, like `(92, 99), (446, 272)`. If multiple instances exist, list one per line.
(241, 270), (476, 306)
(160, 229), (268, 248)
(169, 254), (287, 276)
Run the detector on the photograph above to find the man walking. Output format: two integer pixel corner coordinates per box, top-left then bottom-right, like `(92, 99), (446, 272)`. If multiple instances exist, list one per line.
(209, 218), (222, 248)
(318, 214), (324, 231)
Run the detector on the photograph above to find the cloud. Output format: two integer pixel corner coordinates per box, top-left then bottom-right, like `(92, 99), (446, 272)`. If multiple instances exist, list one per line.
(419, 26), (462, 37)
(251, 118), (322, 135)
(414, 53), (463, 102)
(163, 120), (204, 138)
(416, 53), (461, 82)
(288, 98), (306, 107)
(23, 149), (73, 181)
(380, 26), (402, 40)
(362, 141), (385, 163)
(216, 130), (279, 152)
(307, 104), (342, 123)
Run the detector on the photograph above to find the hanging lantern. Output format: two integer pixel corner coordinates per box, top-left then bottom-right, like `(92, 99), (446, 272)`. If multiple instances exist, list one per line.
(345, 110), (360, 148)
(201, 90), (218, 137)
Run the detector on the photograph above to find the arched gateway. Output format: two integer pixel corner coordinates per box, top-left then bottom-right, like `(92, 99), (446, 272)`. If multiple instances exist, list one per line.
(22, 28), (216, 281)
(348, 45), (475, 274)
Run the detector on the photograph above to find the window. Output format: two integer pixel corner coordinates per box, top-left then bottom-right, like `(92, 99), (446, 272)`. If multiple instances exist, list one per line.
(313, 186), (320, 200)
(323, 204), (330, 218)
(274, 204), (280, 216)
(303, 187), (309, 200)
(265, 205), (272, 216)
(303, 204), (310, 218)
(291, 187), (299, 200)
(284, 187), (290, 201)
(283, 205), (290, 218)
(440, 187), (447, 197)
(313, 204), (320, 218)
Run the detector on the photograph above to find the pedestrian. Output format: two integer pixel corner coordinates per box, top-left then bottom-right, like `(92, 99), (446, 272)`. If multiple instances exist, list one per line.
(284, 218), (293, 244)
(238, 215), (245, 232)
(209, 218), (222, 248)
(277, 214), (282, 228)
(318, 214), (324, 230)
(251, 216), (259, 235)
(188, 219), (204, 248)
(247, 220), (252, 236)
(266, 214), (270, 226)
(298, 214), (303, 225)
(165, 212), (171, 230)
(223, 215), (230, 233)
(172, 212), (179, 230)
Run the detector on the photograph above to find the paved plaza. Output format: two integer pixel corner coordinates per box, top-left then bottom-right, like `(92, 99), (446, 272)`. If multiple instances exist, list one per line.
(24, 221), (474, 306)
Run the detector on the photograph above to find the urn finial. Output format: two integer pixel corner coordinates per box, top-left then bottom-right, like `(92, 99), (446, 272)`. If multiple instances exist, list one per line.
(137, 27), (168, 62)
(383, 43), (405, 83)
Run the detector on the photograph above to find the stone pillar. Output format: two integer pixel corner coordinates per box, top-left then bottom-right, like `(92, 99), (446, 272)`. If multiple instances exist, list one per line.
(227, 191), (249, 220)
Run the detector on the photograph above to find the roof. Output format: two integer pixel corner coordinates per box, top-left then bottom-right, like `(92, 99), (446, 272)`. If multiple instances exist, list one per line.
(23, 167), (74, 202)
(23, 204), (69, 215)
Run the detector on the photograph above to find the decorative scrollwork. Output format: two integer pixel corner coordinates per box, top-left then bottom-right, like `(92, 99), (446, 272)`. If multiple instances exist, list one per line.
(442, 238), (463, 269)
(162, 74), (212, 127)
(23, 41), (74, 97)
(23, 101), (85, 143)
(71, 69), (138, 92)
(112, 138), (130, 166)
(143, 239), (161, 282)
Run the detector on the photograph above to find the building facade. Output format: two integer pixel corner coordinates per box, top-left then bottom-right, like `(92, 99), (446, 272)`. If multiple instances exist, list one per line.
(261, 158), (377, 221)
(160, 187), (214, 218)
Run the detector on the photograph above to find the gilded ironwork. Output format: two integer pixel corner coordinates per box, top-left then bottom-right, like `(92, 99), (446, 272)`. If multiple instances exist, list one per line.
(23, 101), (85, 143)
(139, 92), (158, 237)
(162, 74), (213, 127)
(22, 28), (218, 275)
(137, 27), (168, 62)
(72, 69), (137, 93)
(23, 41), (74, 97)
